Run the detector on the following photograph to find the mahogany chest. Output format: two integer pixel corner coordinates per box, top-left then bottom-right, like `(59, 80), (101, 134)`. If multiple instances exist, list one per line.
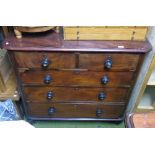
(3, 31), (151, 123)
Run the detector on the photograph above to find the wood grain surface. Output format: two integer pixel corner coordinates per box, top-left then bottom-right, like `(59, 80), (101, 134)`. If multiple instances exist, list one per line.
(14, 52), (75, 69)
(24, 87), (129, 103)
(19, 70), (134, 87)
(27, 103), (125, 118)
(14, 52), (140, 71)
(79, 53), (140, 71)
(63, 26), (148, 41)
(3, 31), (151, 53)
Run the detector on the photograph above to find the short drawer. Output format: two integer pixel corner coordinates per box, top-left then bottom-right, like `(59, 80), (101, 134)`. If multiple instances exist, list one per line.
(27, 103), (125, 119)
(79, 53), (140, 71)
(20, 70), (134, 87)
(14, 52), (75, 69)
(24, 87), (129, 103)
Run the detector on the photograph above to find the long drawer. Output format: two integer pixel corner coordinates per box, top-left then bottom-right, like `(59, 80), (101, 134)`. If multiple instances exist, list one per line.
(24, 87), (129, 102)
(14, 52), (76, 69)
(20, 70), (134, 87)
(27, 103), (125, 119)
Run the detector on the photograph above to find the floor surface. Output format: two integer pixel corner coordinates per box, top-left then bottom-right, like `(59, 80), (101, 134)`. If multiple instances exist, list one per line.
(33, 121), (125, 128)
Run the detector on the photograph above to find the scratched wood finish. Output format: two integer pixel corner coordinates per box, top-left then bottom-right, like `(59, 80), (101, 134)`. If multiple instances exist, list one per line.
(19, 70), (134, 87)
(14, 52), (76, 69)
(27, 103), (125, 118)
(24, 87), (129, 103)
(79, 53), (140, 71)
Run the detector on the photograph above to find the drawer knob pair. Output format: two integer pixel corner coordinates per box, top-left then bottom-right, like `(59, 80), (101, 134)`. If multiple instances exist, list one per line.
(104, 58), (113, 69)
(41, 58), (49, 69)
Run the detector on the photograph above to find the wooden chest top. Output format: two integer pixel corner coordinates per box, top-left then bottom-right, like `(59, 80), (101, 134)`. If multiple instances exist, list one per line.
(3, 31), (151, 53)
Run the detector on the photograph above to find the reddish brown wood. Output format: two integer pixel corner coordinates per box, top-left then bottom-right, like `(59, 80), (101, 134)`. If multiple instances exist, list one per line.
(23, 87), (129, 103)
(14, 51), (140, 71)
(20, 70), (134, 87)
(3, 31), (151, 122)
(79, 53), (140, 71)
(14, 52), (76, 69)
(27, 103), (125, 119)
(3, 31), (151, 53)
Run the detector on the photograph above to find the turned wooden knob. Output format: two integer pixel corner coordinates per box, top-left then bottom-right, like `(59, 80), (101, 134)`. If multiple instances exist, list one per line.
(98, 92), (106, 100)
(48, 107), (56, 115)
(96, 109), (103, 117)
(101, 75), (109, 84)
(41, 58), (49, 69)
(44, 75), (52, 84)
(47, 91), (54, 100)
(104, 58), (113, 69)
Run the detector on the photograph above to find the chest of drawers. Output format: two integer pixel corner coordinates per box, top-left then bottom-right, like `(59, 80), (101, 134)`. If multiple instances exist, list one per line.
(3, 32), (151, 123)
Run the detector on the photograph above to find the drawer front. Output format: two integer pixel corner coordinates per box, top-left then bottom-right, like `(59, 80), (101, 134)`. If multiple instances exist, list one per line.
(20, 70), (134, 87)
(24, 87), (129, 102)
(14, 52), (76, 69)
(27, 103), (125, 119)
(79, 53), (140, 71)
